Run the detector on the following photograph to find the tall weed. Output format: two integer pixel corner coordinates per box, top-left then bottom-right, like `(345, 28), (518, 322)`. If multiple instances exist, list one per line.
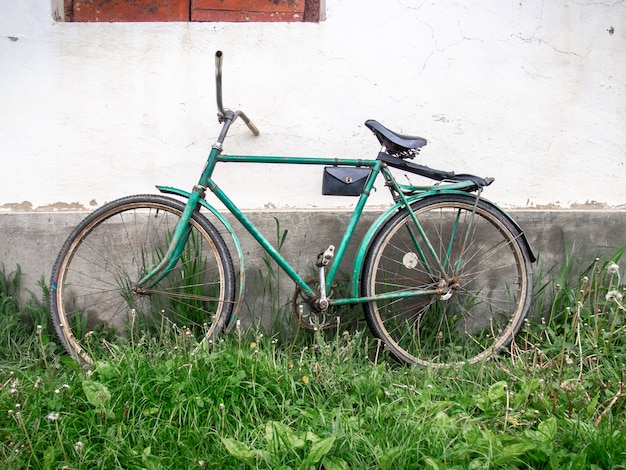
(0, 265), (53, 363)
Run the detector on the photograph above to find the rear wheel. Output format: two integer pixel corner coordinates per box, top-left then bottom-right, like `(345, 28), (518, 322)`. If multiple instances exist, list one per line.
(361, 194), (533, 367)
(50, 195), (235, 364)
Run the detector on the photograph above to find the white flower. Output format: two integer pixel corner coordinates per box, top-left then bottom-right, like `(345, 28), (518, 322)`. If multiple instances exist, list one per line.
(606, 290), (623, 302)
(74, 441), (84, 453)
(46, 412), (60, 421)
(607, 262), (620, 275)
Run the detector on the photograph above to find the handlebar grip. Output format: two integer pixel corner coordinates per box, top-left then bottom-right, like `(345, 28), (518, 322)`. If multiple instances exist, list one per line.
(244, 118), (260, 136)
(238, 111), (260, 136)
(215, 51), (225, 116)
(248, 122), (260, 136)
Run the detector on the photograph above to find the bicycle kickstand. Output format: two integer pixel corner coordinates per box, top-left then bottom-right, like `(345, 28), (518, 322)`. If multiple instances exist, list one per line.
(315, 245), (335, 310)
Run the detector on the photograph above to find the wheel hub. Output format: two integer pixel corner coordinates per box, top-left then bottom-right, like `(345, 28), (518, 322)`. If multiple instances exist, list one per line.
(132, 285), (149, 296)
(437, 277), (460, 300)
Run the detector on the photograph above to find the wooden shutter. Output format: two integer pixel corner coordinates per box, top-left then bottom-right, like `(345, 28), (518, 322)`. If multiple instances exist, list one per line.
(191, 0), (306, 22)
(67, 0), (190, 22)
(64, 0), (317, 23)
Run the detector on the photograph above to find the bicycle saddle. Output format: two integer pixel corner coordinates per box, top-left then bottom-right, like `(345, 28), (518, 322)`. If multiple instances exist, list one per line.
(365, 120), (427, 157)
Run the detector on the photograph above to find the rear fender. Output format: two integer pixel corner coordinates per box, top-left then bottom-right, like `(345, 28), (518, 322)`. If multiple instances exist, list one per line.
(476, 198), (536, 263)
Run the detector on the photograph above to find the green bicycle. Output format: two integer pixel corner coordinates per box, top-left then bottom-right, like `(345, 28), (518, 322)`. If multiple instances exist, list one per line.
(50, 51), (535, 368)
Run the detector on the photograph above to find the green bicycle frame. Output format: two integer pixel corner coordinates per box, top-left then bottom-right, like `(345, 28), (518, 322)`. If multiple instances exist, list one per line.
(138, 135), (482, 309)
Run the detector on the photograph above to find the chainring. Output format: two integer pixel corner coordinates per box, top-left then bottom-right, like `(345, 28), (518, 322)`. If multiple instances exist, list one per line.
(291, 279), (340, 330)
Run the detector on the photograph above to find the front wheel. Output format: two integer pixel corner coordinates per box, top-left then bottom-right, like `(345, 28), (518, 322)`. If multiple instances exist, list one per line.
(50, 195), (236, 364)
(361, 194), (533, 367)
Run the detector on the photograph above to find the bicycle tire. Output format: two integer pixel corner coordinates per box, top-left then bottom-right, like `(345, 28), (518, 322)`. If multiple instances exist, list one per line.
(361, 193), (533, 367)
(50, 194), (236, 364)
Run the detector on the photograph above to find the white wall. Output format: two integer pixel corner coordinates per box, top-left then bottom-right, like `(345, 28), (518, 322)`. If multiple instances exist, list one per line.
(1, 0), (624, 211)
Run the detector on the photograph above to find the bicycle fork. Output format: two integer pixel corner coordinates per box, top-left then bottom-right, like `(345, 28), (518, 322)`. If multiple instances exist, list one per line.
(135, 186), (205, 290)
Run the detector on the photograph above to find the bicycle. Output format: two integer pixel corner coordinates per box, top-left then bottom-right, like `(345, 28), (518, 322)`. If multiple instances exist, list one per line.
(49, 51), (535, 368)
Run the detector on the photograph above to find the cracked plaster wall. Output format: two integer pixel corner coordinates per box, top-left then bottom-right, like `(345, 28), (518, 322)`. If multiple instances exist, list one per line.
(0, 0), (625, 212)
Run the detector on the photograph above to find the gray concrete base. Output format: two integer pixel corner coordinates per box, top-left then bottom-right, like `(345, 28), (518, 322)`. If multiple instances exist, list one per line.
(2, 209), (625, 326)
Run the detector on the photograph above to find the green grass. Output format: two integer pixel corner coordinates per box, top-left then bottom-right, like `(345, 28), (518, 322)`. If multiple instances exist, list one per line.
(2, 247), (626, 469)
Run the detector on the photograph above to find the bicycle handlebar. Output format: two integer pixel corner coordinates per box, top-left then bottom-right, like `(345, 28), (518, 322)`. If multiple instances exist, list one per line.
(214, 51), (260, 136)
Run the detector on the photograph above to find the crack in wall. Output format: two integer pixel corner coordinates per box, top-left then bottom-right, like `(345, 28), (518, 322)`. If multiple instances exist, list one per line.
(403, 0), (595, 76)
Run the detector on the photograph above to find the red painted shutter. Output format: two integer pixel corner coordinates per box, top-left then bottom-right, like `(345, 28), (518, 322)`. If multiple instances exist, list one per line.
(65, 0), (316, 23)
(191, 0), (305, 22)
(70, 0), (191, 22)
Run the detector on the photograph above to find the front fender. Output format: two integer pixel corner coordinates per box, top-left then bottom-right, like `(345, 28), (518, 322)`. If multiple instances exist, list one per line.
(156, 185), (245, 325)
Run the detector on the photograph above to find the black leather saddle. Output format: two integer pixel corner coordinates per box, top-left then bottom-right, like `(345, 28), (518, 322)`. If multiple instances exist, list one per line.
(365, 120), (427, 156)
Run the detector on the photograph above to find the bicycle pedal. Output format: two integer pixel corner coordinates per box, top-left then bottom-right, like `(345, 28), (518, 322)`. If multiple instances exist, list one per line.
(316, 245), (335, 267)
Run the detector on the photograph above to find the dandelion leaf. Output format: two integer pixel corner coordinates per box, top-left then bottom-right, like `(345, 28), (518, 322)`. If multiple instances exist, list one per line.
(537, 417), (557, 441)
(379, 446), (402, 470)
(492, 442), (537, 466)
(82, 379), (112, 408)
(323, 455), (349, 470)
(423, 456), (446, 470)
(487, 381), (508, 402)
(43, 446), (55, 470)
(265, 420), (305, 449)
(221, 437), (257, 464)
(306, 435), (336, 466)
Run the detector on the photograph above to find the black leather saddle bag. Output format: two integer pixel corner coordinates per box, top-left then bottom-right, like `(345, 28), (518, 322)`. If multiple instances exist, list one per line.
(322, 166), (370, 197)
